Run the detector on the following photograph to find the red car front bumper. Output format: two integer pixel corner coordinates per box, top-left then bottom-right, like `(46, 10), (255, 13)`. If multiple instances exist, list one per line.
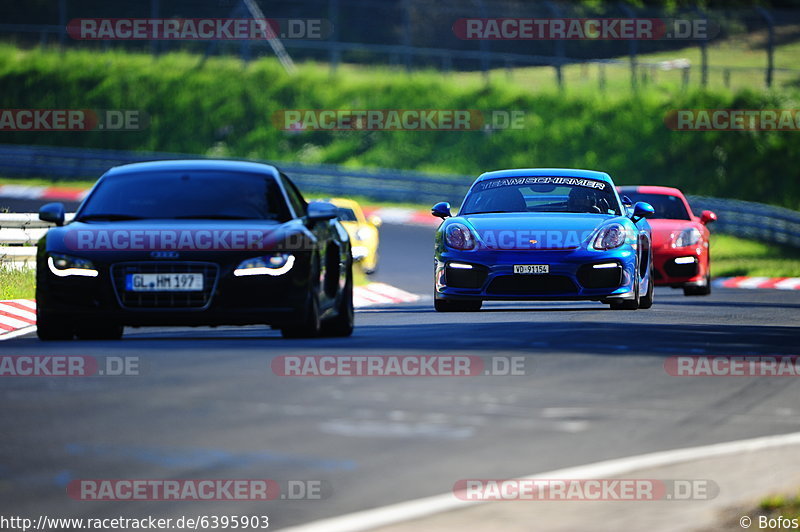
(652, 244), (709, 287)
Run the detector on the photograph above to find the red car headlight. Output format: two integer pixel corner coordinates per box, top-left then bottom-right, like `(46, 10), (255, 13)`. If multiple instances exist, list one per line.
(673, 228), (701, 248)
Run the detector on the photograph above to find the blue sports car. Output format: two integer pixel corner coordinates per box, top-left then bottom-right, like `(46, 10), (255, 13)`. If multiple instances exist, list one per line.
(432, 169), (655, 311)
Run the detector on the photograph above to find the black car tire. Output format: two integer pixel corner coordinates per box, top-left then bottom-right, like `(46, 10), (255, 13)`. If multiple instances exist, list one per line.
(36, 313), (75, 341)
(610, 269), (640, 310)
(321, 262), (354, 337)
(281, 293), (322, 338)
(639, 263), (655, 309)
(684, 271), (711, 296)
(75, 323), (124, 340)
(434, 298), (482, 312)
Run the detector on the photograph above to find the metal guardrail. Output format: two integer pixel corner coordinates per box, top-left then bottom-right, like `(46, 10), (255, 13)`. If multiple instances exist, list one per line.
(0, 145), (799, 255)
(688, 196), (800, 249)
(0, 143), (474, 205)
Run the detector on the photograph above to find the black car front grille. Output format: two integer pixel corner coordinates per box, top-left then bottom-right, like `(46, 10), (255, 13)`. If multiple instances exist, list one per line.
(486, 275), (577, 295)
(664, 259), (699, 278)
(576, 263), (623, 289)
(111, 262), (219, 309)
(445, 264), (489, 289)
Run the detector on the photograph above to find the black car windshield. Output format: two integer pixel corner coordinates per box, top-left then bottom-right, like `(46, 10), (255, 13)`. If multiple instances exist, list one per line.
(623, 192), (691, 220)
(77, 171), (292, 221)
(461, 176), (620, 215)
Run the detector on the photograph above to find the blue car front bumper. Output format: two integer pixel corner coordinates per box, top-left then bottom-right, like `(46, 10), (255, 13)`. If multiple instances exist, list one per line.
(435, 247), (640, 301)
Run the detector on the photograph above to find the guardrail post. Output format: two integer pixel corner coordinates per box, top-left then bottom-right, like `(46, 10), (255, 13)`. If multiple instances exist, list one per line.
(477, 0), (491, 81)
(329, 0), (341, 73)
(545, 1), (564, 88)
(618, 3), (638, 90)
(757, 8), (775, 88)
(598, 62), (606, 91)
(58, 0), (67, 48)
(694, 8), (709, 88)
(150, 0), (160, 55)
(403, 0), (413, 71)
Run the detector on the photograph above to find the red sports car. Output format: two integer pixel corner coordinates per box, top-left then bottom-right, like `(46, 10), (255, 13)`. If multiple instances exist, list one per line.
(617, 186), (716, 296)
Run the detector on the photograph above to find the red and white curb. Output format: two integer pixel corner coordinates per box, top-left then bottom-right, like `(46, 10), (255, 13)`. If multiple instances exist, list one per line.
(0, 286), (419, 340)
(363, 207), (438, 227)
(0, 299), (37, 339)
(713, 276), (800, 290)
(0, 184), (88, 202)
(354, 282), (421, 307)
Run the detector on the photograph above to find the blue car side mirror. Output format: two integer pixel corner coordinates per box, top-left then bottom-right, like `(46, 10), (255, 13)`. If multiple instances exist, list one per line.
(631, 202), (655, 222)
(431, 202), (451, 219)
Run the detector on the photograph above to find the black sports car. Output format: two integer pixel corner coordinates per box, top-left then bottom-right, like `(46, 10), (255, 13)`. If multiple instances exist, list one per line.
(36, 159), (354, 340)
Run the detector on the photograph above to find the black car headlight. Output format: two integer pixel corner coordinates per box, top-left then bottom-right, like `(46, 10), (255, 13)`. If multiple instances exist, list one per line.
(47, 253), (98, 277)
(234, 253), (295, 277)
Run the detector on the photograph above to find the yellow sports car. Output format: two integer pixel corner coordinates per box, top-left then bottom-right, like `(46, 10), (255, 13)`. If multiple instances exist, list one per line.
(329, 198), (381, 274)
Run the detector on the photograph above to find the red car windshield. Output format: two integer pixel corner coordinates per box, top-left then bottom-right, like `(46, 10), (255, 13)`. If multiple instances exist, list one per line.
(624, 193), (691, 220)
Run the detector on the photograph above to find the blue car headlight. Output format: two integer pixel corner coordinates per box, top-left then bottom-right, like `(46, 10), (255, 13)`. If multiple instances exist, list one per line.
(592, 223), (627, 251)
(445, 223), (475, 250)
(234, 253), (295, 277)
(48, 254), (98, 277)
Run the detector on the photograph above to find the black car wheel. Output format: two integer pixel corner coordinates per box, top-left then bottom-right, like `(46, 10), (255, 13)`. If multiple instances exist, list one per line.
(281, 292), (321, 338)
(434, 298), (482, 312)
(684, 271), (711, 296)
(610, 266), (640, 310)
(36, 313), (75, 341)
(321, 262), (354, 337)
(639, 260), (655, 309)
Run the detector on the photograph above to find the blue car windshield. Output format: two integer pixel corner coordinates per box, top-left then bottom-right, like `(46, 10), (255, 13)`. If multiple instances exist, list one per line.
(78, 171), (292, 221)
(461, 177), (620, 216)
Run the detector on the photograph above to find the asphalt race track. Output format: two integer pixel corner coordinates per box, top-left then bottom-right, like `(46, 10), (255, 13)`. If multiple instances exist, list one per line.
(1, 206), (799, 528)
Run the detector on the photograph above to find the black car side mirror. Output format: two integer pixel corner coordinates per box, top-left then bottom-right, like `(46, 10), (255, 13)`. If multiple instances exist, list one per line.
(39, 202), (66, 226)
(431, 202), (451, 219)
(307, 201), (338, 223)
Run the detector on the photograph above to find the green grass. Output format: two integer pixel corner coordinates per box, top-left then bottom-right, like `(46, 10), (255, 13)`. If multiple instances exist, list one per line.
(0, 267), (35, 299)
(748, 493), (800, 530)
(0, 176), (98, 188)
(2, 43), (800, 210)
(710, 234), (800, 277)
